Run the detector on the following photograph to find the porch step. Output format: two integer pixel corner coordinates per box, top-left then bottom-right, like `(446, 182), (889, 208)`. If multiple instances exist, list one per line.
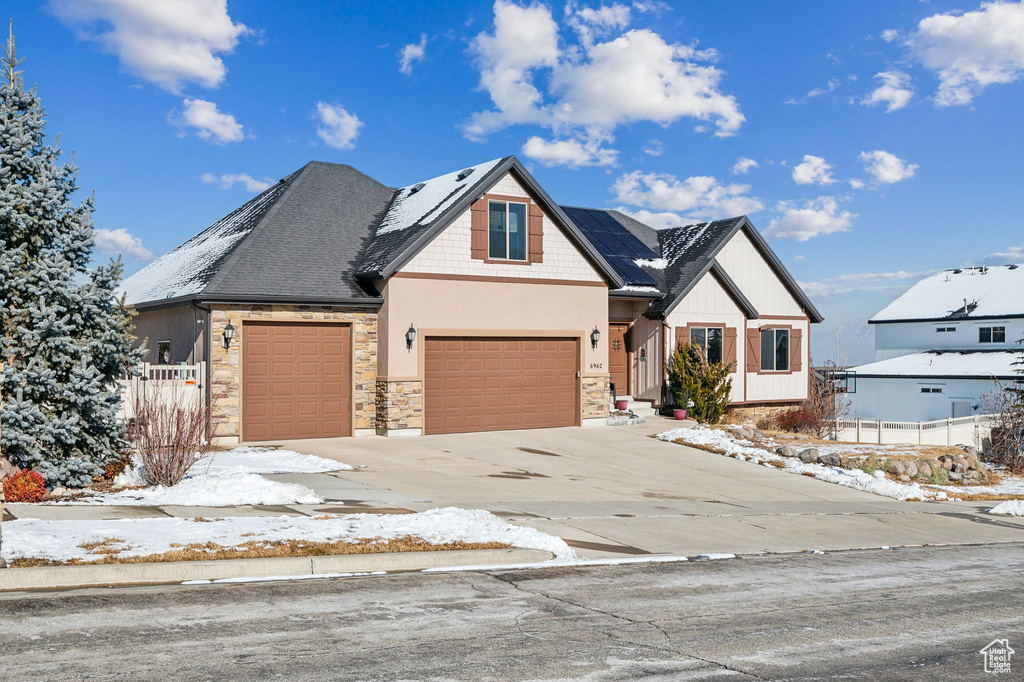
(613, 397), (657, 417)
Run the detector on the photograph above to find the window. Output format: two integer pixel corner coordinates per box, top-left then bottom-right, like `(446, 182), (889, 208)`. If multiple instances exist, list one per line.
(920, 386), (943, 394)
(488, 200), (527, 261)
(690, 327), (724, 364)
(935, 326), (956, 333)
(760, 328), (789, 372)
(157, 340), (171, 365)
(979, 326), (1006, 343)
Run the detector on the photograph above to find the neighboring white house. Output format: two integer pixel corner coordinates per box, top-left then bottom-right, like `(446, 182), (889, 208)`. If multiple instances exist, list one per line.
(848, 265), (1023, 421)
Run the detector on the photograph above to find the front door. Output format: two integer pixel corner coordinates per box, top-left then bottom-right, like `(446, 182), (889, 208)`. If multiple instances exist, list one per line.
(608, 323), (629, 397)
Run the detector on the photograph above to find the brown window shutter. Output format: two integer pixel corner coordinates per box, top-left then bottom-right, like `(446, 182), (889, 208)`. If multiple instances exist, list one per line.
(470, 198), (487, 260)
(528, 203), (543, 263)
(790, 329), (803, 372)
(723, 327), (737, 369)
(746, 328), (760, 373)
(674, 326), (689, 351)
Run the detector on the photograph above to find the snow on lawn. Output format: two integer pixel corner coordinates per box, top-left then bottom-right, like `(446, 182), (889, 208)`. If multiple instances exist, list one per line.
(1, 508), (575, 564)
(79, 472), (323, 507)
(657, 426), (950, 502)
(196, 447), (352, 474)
(989, 500), (1024, 516)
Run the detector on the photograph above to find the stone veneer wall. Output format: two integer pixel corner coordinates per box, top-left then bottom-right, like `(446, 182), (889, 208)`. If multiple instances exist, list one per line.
(210, 305), (377, 441)
(724, 402), (803, 426)
(375, 380), (423, 434)
(582, 376), (611, 419)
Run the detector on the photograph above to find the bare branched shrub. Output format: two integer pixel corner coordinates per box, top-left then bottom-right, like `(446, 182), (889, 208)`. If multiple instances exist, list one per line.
(807, 359), (851, 439)
(126, 377), (211, 487)
(983, 383), (1024, 474)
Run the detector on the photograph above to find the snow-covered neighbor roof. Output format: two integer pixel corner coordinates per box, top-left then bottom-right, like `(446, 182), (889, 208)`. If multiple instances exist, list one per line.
(852, 350), (1021, 378)
(117, 178), (293, 305)
(375, 157), (504, 235)
(871, 265), (1024, 322)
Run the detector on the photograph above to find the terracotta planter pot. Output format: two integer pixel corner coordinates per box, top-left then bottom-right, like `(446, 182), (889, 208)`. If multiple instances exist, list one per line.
(615, 399), (629, 411)
(673, 409), (688, 420)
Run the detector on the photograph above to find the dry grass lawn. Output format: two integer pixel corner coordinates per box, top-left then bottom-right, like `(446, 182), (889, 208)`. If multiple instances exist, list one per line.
(11, 536), (513, 568)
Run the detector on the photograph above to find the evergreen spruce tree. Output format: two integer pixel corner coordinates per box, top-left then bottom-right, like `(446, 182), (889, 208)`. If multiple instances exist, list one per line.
(0, 25), (142, 487)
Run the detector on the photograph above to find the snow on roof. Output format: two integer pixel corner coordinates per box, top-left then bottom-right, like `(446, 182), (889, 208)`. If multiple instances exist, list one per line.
(872, 265), (1024, 322)
(852, 350), (1021, 378)
(662, 221), (714, 266)
(614, 284), (662, 294)
(117, 179), (291, 306)
(375, 157), (504, 236)
(632, 257), (667, 269)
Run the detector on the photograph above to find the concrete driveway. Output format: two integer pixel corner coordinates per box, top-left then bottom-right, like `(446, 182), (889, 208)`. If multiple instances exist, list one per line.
(266, 418), (1024, 558)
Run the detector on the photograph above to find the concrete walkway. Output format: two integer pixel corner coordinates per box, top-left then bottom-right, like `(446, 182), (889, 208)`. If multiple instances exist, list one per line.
(10, 418), (1024, 559)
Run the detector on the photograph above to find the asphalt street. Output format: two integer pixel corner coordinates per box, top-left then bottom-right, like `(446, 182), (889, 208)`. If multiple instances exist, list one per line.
(2, 542), (1022, 680)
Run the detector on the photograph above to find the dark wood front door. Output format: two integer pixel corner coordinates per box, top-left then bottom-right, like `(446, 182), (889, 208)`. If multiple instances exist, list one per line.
(608, 323), (629, 397)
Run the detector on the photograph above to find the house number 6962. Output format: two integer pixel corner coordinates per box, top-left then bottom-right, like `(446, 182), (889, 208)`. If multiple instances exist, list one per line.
(589, 362), (604, 370)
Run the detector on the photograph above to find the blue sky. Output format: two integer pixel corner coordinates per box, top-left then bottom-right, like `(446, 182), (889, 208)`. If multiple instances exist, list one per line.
(9, 0), (1024, 364)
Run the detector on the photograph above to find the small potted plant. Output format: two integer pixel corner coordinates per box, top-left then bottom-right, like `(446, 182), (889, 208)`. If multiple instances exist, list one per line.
(615, 398), (629, 411)
(674, 398), (693, 420)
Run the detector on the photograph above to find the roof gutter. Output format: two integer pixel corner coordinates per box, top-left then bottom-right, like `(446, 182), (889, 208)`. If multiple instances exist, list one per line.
(869, 314), (1023, 324)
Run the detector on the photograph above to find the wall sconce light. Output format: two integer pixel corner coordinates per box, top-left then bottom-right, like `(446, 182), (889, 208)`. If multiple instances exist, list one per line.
(639, 348), (647, 362)
(590, 326), (601, 349)
(222, 321), (235, 349)
(406, 323), (417, 349)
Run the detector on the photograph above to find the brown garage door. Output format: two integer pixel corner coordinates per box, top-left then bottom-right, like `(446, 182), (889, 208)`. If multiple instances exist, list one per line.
(242, 322), (352, 441)
(424, 337), (578, 435)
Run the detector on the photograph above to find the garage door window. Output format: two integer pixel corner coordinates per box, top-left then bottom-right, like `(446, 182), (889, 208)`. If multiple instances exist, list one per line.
(488, 200), (528, 261)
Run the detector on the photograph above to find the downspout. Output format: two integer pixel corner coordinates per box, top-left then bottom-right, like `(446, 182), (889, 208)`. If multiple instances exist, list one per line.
(191, 300), (212, 402)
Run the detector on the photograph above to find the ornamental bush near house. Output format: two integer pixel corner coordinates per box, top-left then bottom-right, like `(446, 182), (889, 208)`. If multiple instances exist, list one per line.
(126, 380), (211, 487)
(3, 470), (46, 503)
(773, 406), (819, 435)
(666, 343), (733, 424)
(0, 28), (143, 487)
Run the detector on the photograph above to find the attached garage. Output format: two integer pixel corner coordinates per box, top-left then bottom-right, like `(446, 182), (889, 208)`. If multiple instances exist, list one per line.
(241, 322), (352, 441)
(423, 337), (579, 435)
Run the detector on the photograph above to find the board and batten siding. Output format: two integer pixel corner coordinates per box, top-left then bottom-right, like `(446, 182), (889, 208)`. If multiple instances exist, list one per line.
(610, 299), (663, 403)
(401, 172), (604, 283)
(715, 231), (805, 317)
(744, 317), (810, 403)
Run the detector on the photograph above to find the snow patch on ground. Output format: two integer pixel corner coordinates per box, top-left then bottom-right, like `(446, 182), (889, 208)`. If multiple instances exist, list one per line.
(83, 472), (324, 507)
(1, 508), (576, 564)
(197, 447), (352, 475)
(657, 426), (950, 502)
(989, 500), (1024, 516)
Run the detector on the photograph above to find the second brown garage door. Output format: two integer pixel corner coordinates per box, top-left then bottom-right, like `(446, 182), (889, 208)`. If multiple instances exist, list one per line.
(424, 337), (578, 435)
(242, 322), (352, 441)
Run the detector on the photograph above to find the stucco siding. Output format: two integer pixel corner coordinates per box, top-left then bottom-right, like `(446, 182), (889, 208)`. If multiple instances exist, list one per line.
(132, 304), (206, 365)
(716, 231), (804, 317)
(402, 172), (603, 282)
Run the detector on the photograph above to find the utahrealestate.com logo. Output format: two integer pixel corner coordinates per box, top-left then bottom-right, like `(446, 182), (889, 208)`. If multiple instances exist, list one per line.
(980, 639), (1014, 674)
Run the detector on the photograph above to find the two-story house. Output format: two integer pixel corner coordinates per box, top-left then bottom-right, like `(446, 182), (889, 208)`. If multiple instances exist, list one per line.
(847, 265), (1023, 421)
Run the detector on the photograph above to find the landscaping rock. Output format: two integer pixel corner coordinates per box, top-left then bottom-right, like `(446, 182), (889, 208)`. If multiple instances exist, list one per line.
(730, 427), (753, 440)
(887, 460), (906, 476)
(904, 461), (918, 478)
(49, 486), (67, 498)
(957, 444), (980, 458)
(966, 470), (982, 480)
(948, 471), (962, 481)
(817, 453), (842, 467)
(953, 462), (967, 474)
(0, 456), (18, 480)
(899, 474), (911, 482)
(917, 460), (932, 477)
(750, 428), (767, 440)
(798, 448), (818, 463)
(777, 446), (799, 458)
(941, 457), (953, 471)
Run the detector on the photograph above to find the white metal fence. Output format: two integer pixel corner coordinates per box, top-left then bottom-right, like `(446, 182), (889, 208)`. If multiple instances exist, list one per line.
(118, 362), (206, 421)
(834, 414), (996, 447)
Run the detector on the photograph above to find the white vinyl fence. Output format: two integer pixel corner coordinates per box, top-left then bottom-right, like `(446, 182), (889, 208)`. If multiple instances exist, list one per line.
(834, 414), (996, 447)
(118, 362), (206, 421)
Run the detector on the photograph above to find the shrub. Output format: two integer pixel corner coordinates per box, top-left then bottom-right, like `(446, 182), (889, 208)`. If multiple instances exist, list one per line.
(126, 380), (211, 487)
(102, 449), (134, 481)
(982, 382), (1024, 474)
(666, 343), (733, 424)
(755, 413), (778, 432)
(4, 470), (47, 502)
(775, 406), (818, 434)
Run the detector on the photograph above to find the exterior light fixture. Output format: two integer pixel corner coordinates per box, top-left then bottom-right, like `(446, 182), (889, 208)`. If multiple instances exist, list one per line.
(590, 326), (601, 349)
(406, 324), (417, 349)
(222, 321), (235, 349)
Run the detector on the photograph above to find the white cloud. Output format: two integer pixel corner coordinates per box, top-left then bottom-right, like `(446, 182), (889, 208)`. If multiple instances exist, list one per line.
(985, 245), (1024, 262)
(567, 1), (632, 46)
(732, 156), (758, 174)
(799, 269), (934, 296)
(464, 0), (744, 153)
(49, 0), (249, 93)
(849, 178), (866, 189)
(859, 150), (918, 184)
(521, 135), (618, 167)
(174, 98), (243, 144)
(614, 208), (686, 230)
(612, 170), (764, 222)
(861, 70), (913, 112)
(807, 77), (840, 97)
(642, 139), (662, 156)
(201, 172), (272, 192)
(399, 33), (428, 75)
(765, 197), (856, 242)
(792, 154), (836, 185)
(906, 0), (1024, 106)
(315, 102), (363, 150)
(93, 228), (152, 259)
(881, 29), (900, 43)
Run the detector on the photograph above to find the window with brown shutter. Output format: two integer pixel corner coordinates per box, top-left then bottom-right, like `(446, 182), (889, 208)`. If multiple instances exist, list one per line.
(471, 193), (544, 265)
(790, 329), (803, 371)
(746, 328), (760, 373)
(528, 203), (543, 263)
(470, 198), (487, 260)
(723, 327), (737, 369)
(674, 326), (689, 352)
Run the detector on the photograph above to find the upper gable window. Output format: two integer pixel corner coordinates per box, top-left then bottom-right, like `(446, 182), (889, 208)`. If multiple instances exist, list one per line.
(488, 200), (528, 261)
(979, 326), (1006, 343)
